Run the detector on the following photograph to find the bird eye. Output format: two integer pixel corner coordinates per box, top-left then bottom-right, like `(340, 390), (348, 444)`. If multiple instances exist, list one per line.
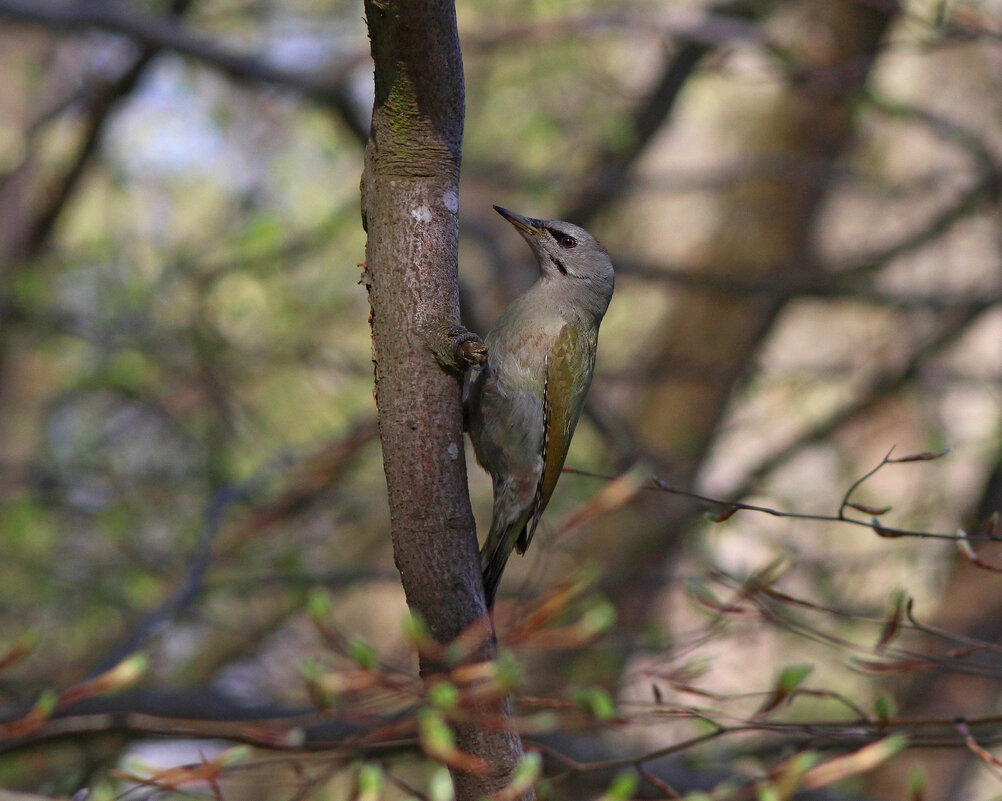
(560, 236), (577, 249)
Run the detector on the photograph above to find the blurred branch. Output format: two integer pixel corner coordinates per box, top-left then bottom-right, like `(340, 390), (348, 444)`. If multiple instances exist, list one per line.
(566, 442), (997, 544)
(563, 2), (756, 471)
(92, 485), (240, 674)
(0, 0), (371, 143)
(7, 683), (1002, 796)
(864, 93), (998, 183)
(731, 300), (996, 496)
(894, 1), (1002, 46)
(94, 420), (378, 672)
(620, 261), (1002, 310)
(0, 4), (771, 152)
(564, 1), (755, 226)
(0, 689), (356, 755)
(465, 8), (765, 54)
(8, 579), (1002, 796)
(205, 568), (393, 593)
(216, 420), (378, 555)
(0, 0), (196, 263)
(617, 166), (998, 303)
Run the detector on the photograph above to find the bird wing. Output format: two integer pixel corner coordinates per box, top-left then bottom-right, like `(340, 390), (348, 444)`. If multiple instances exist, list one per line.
(517, 322), (597, 554)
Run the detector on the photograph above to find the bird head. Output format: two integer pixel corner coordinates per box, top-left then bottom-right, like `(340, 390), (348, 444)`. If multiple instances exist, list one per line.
(493, 206), (615, 299)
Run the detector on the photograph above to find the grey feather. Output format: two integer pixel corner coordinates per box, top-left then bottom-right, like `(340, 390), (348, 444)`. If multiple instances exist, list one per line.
(467, 207), (614, 606)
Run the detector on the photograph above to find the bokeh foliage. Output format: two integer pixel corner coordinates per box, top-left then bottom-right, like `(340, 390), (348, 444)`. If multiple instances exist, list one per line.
(2, 0), (1002, 798)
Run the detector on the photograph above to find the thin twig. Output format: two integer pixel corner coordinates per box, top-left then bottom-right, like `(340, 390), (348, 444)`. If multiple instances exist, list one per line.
(565, 444), (972, 541)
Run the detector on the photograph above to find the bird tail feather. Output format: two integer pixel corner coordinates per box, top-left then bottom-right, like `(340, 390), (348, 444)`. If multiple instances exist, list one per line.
(480, 519), (525, 608)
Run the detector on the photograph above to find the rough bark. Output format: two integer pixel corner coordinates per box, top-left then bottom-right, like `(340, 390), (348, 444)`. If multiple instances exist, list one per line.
(360, 2), (528, 798)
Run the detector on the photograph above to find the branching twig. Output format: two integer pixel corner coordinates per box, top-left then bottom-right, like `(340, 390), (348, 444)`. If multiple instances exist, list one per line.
(566, 441), (990, 543)
(0, 0), (369, 123)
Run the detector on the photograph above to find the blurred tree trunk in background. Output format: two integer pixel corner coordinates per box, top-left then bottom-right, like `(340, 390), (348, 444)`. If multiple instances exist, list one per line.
(360, 1), (528, 797)
(572, 0), (898, 686)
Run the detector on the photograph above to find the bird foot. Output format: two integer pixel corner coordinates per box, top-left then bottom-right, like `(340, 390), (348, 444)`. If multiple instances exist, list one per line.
(424, 321), (488, 374)
(449, 326), (488, 368)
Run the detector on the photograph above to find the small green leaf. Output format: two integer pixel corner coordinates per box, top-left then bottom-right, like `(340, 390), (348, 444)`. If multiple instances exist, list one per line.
(418, 709), (454, 750)
(494, 650), (524, 690)
(502, 751), (542, 799)
(35, 689), (58, 716)
(427, 681), (460, 710)
(573, 687), (617, 721)
(874, 693), (896, 722)
(218, 745), (254, 767)
(757, 664), (813, 716)
(522, 711), (560, 733)
(307, 588), (333, 620)
(779, 663), (813, 693)
(402, 611), (432, 647)
(427, 766), (455, 801)
(513, 751), (542, 782)
(685, 578), (726, 612)
(600, 770), (638, 801)
(348, 637), (377, 670)
(103, 653), (148, 691)
(356, 762), (385, 797)
(580, 600), (617, 636)
(757, 785), (780, 801)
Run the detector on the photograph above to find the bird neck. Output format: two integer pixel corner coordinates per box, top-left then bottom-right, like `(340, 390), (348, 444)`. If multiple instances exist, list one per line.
(530, 273), (612, 328)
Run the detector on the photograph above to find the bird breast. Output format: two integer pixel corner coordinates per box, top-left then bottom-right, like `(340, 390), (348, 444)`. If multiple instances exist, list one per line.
(488, 324), (562, 394)
(486, 292), (566, 392)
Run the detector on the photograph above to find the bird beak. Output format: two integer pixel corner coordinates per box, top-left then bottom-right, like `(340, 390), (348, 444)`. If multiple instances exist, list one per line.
(493, 205), (544, 236)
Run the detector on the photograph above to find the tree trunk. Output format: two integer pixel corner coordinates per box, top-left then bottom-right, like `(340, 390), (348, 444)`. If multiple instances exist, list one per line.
(360, 2), (529, 798)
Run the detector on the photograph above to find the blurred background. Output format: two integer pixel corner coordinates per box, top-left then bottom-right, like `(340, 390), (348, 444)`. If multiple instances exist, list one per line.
(1, 0), (1002, 798)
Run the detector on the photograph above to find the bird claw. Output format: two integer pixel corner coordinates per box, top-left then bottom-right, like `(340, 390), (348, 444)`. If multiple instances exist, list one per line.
(425, 321), (488, 374)
(450, 327), (488, 368)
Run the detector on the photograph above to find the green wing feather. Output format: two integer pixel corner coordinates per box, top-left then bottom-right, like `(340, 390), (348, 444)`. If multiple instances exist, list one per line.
(516, 323), (596, 554)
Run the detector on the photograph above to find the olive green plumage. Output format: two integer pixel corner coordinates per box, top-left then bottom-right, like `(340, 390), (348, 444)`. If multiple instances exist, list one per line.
(466, 206), (615, 607)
